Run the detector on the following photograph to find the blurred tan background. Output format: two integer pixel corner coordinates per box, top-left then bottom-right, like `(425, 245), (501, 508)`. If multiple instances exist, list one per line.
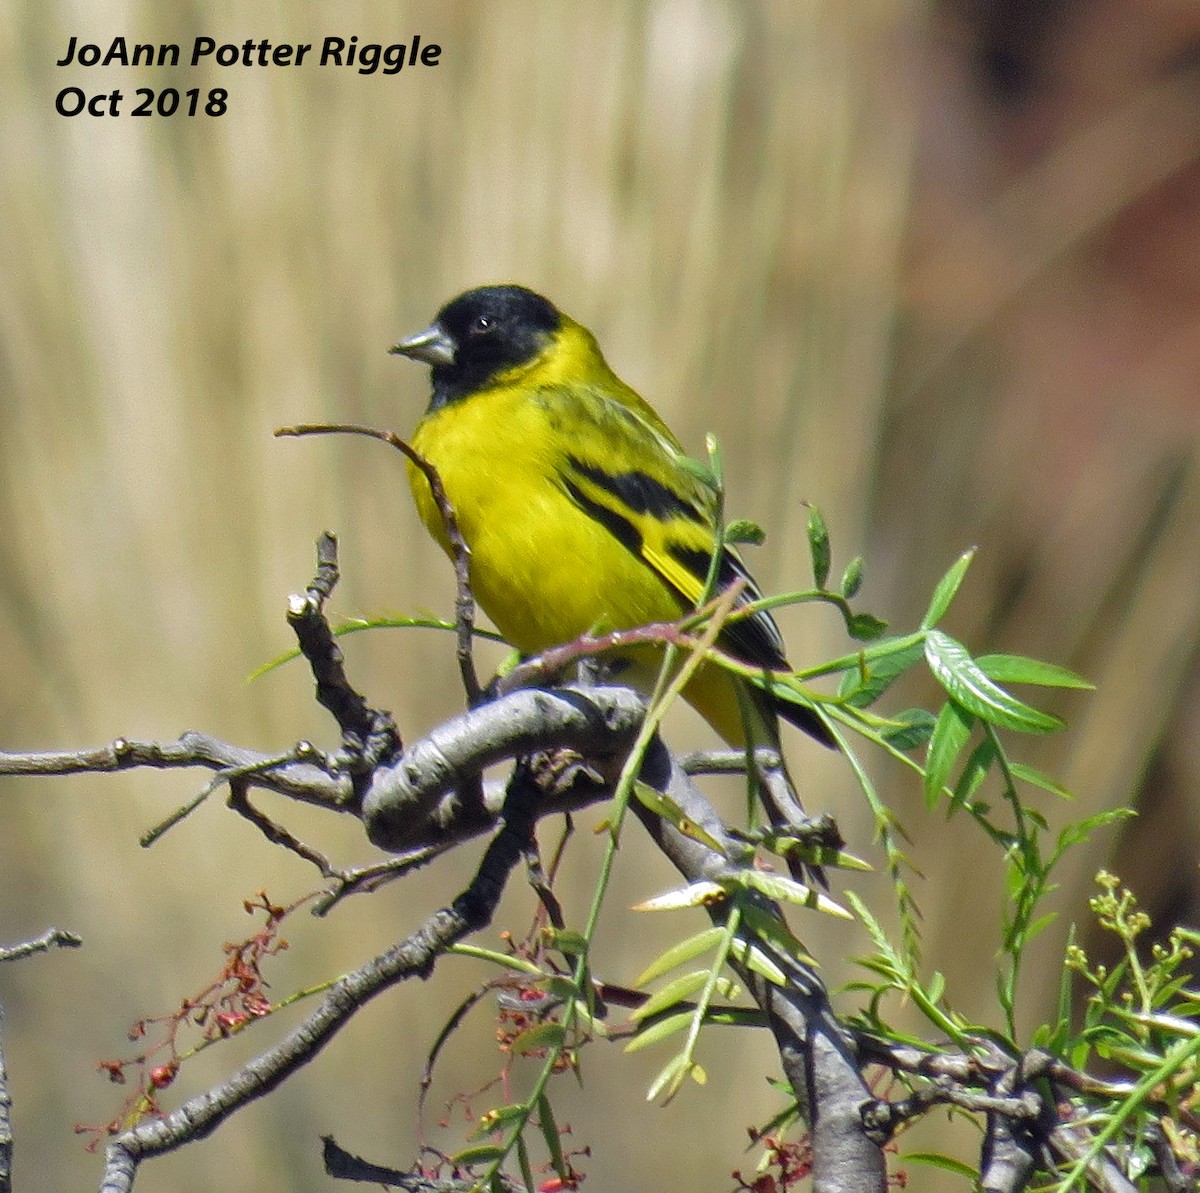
(1, 1), (1198, 1189)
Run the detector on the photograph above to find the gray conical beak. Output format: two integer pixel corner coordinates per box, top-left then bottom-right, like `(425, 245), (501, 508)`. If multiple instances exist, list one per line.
(389, 324), (456, 368)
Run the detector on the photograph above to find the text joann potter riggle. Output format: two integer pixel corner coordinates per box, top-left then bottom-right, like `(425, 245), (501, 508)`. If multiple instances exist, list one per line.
(58, 35), (441, 73)
(53, 34), (442, 117)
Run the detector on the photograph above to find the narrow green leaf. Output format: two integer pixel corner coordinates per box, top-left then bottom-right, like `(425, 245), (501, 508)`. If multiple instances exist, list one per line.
(624, 1009), (692, 1052)
(634, 927), (726, 987)
(925, 630), (1063, 733)
(471, 1103), (528, 1138)
(924, 701), (974, 808)
(903, 1152), (979, 1179)
(948, 736), (995, 814)
(725, 519), (766, 546)
(976, 653), (1094, 690)
(631, 781), (727, 855)
(921, 549), (975, 630)
(738, 871), (852, 918)
(450, 1145), (508, 1166)
(633, 881), (727, 912)
(447, 945), (546, 976)
(739, 903), (817, 965)
(1054, 808), (1135, 855)
(807, 507), (831, 589)
(840, 555), (865, 599)
(729, 937), (790, 985)
(926, 971), (946, 1005)
(1008, 761), (1074, 799)
(1023, 911), (1059, 944)
(536, 1093), (568, 1180)
(629, 970), (711, 1022)
(757, 832), (872, 874)
(646, 1053), (689, 1102)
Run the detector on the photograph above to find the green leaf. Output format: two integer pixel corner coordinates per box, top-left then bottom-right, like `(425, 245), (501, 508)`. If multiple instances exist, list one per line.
(1054, 808), (1135, 856)
(509, 1022), (566, 1055)
(450, 1145), (508, 1166)
(471, 1103), (529, 1137)
(948, 736), (996, 814)
(1008, 761), (1074, 799)
(838, 634), (926, 707)
(807, 507), (831, 589)
(633, 881), (727, 912)
(924, 701), (974, 808)
(1022, 911), (1059, 945)
(847, 612), (888, 641)
(448, 945), (546, 976)
(646, 1053), (690, 1102)
(921, 549), (975, 629)
(756, 831), (872, 873)
(903, 1152), (979, 1179)
(634, 927), (726, 987)
(629, 970), (711, 1022)
(729, 938), (789, 985)
(739, 902), (817, 965)
(737, 871), (852, 918)
(976, 653), (1094, 690)
(879, 707), (938, 751)
(840, 555), (865, 598)
(925, 631), (1063, 733)
(536, 1093), (568, 1180)
(543, 928), (588, 958)
(632, 782), (727, 855)
(724, 519), (766, 547)
(623, 1009), (692, 1052)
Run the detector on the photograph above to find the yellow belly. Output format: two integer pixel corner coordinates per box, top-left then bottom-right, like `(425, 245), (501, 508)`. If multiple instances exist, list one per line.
(408, 390), (766, 746)
(410, 391), (683, 652)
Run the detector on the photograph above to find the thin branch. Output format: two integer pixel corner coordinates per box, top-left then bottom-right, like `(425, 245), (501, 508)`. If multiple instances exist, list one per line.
(99, 758), (545, 1193)
(0, 928), (83, 963)
(0, 1006), (10, 1193)
(0, 734), (352, 812)
(275, 424), (482, 708)
(0, 931), (82, 1193)
(226, 777), (337, 873)
(286, 531), (403, 777)
(311, 846), (453, 916)
(323, 1135), (524, 1190)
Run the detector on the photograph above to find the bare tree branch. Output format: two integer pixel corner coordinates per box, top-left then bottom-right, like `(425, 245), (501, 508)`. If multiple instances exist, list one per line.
(0, 735), (351, 812)
(0, 1006), (10, 1193)
(0, 928), (82, 964)
(98, 752), (557, 1193)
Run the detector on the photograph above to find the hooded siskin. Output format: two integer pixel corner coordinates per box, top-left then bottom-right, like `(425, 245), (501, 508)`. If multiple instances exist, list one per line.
(390, 283), (832, 755)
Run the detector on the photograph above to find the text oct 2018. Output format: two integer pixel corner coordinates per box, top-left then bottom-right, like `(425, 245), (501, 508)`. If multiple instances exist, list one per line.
(53, 34), (442, 117)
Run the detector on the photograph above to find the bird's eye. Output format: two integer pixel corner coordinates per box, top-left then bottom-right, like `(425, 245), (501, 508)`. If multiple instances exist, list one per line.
(471, 315), (493, 335)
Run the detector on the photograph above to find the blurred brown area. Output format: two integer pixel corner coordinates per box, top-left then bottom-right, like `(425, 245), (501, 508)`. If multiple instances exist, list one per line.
(0, 1), (1196, 1190)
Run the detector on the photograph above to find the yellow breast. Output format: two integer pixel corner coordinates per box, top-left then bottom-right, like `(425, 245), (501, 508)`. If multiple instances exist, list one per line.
(408, 385), (686, 657)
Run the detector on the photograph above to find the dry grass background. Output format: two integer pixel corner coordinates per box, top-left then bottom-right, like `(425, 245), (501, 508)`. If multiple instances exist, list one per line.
(1, 1), (1197, 1190)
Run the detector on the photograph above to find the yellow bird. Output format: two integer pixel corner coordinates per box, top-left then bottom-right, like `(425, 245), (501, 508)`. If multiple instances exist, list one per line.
(390, 284), (833, 771)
